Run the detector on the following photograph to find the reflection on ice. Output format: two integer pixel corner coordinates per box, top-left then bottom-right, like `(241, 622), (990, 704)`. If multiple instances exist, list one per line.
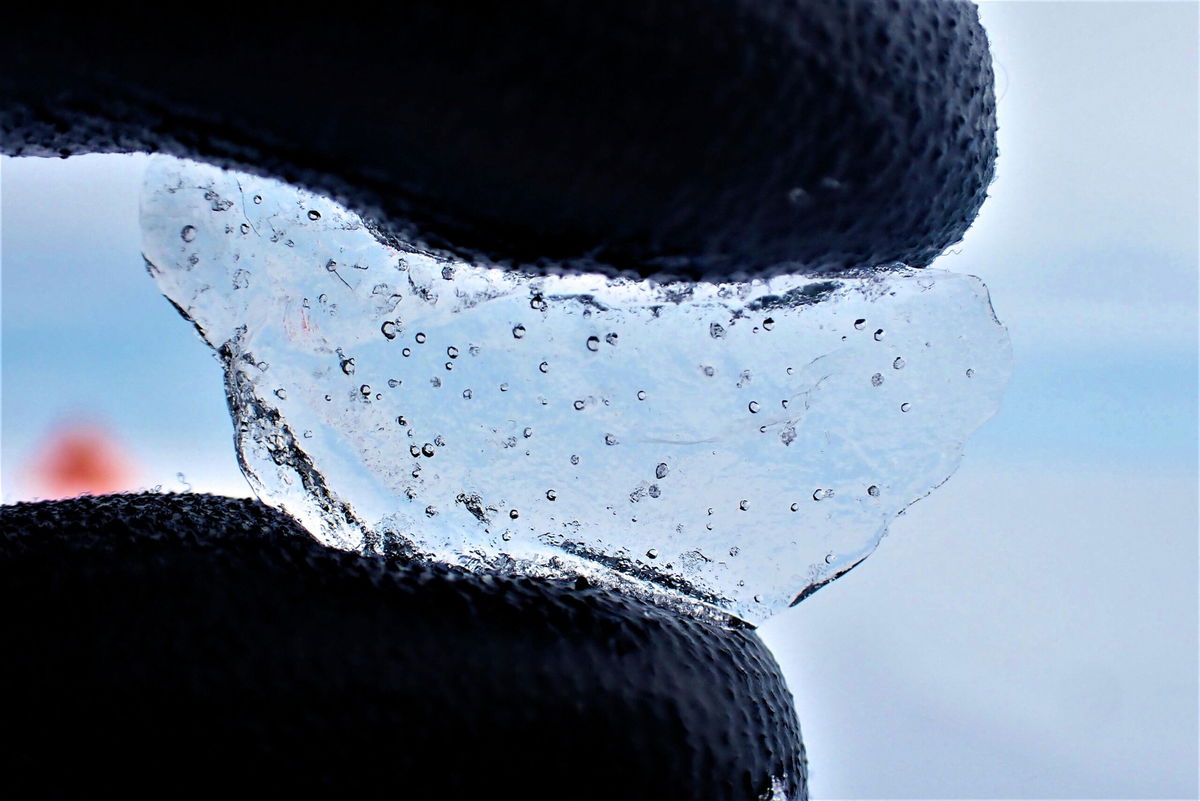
(142, 157), (1011, 624)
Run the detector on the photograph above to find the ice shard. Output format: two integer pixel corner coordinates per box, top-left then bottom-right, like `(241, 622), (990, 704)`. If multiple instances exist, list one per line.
(142, 157), (1011, 624)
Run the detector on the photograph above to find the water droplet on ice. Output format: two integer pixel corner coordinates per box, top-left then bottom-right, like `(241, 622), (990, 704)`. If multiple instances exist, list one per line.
(307, 209), (321, 221)
(415, 332), (427, 344)
(748, 401), (760, 413)
(874, 328), (886, 341)
(512, 325), (526, 339)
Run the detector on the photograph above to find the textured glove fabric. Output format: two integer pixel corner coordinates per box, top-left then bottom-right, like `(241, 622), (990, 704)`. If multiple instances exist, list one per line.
(1, 493), (806, 800)
(0, 0), (995, 279)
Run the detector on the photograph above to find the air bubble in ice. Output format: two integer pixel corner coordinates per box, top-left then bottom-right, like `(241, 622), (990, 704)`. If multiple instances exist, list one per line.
(893, 357), (906, 370)
(180, 225), (197, 242)
(655, 463), (669, 480)
(141, 157), (1011, 624)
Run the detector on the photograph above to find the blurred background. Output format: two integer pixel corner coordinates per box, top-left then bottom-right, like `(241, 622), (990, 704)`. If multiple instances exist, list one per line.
(2, 2), (1196, 798)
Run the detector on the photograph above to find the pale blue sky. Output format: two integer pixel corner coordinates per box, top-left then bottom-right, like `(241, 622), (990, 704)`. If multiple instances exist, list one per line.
(2, 2), (1197, 798)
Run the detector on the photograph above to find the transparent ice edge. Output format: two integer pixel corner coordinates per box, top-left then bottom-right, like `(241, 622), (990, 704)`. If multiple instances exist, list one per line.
(141, 156), (1012, 626)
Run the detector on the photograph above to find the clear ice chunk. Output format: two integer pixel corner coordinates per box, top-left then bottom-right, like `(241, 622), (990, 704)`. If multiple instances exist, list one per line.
(141, 157), (1011, 625)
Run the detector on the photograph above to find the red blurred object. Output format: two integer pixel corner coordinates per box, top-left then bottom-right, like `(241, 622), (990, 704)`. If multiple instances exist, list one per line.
(27, 422), (137, 499)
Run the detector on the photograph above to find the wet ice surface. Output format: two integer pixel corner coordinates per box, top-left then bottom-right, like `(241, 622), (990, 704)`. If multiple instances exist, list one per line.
(141, 157), (1011, 625)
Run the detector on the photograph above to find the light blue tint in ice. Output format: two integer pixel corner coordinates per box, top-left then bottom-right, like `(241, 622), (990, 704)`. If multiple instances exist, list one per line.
(141, 156), (1011, 624)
